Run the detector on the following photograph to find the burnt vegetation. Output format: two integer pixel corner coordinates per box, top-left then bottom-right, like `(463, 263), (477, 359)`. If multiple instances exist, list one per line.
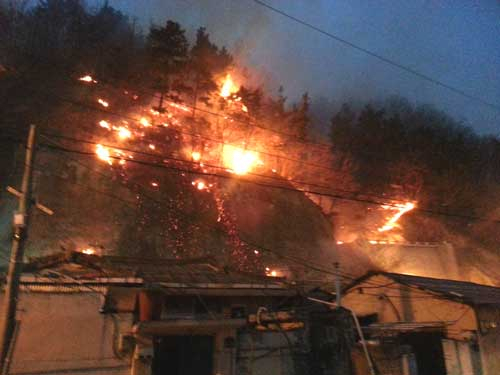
(1, 0), (499, 272)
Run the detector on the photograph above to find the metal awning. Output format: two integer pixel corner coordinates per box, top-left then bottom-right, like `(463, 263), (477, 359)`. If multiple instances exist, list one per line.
(364, 321), (446, 333)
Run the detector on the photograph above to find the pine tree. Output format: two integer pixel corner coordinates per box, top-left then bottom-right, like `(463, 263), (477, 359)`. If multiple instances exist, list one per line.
(148, 20), (188, 111)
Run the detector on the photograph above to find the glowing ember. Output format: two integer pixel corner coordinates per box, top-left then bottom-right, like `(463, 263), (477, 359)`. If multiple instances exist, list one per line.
(192, 180), (207, 191)
(265, 268), (279, 277)
(140, 117), (151, 127)
(220, 74), (238, 98)
(336, 241), (344, 245)
(222, 145), (261, 175)
(78, 75), (97, 83)
(97, 98), (109, 107)
(191, 151), (201, 162)
(99, 120), (111, 129)
(95, 144), (112, 165)
(151, 181), (159, 187)
(81, 248), (95, 255)
(378, 202), (416, 232)
(242, 104), (248, 113)
(116, 126), (131, 139)
(149, 144), (155, 150)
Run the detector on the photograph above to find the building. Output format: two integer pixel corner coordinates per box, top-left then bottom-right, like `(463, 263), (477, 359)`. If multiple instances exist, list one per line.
(342, 272), (500, 375)
(0, 251), (353, 375)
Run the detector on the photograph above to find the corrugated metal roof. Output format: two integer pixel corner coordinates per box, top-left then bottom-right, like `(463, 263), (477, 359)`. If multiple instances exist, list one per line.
(16, 251), (288, 291)
(376, 272), (500, 306)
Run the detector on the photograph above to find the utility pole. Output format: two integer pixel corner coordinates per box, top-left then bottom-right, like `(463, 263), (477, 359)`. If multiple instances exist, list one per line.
(0, 125), (38, 369)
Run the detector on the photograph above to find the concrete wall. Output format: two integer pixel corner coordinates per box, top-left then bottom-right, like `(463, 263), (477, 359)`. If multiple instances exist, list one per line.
(476, 306), (500, 375)
(343, 274), (477, 340)
(0, 291), (132, 375)
(442, 339), (481, 375)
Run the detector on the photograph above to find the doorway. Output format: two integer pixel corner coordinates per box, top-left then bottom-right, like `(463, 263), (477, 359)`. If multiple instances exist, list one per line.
(152, 335), (214, 375)
(402, 332), (447, 375)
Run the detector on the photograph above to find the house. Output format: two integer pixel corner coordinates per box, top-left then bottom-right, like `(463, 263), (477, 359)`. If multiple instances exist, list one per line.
(342, 271), (500, 375)
(0, 251), (354, 375)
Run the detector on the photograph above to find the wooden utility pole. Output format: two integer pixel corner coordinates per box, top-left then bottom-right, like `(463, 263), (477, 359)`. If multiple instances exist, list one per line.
(0, 125), (37, 369)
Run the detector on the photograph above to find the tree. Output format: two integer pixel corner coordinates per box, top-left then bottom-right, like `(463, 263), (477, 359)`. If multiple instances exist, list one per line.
(289, 92), (310, 140)
(187, 27), (232, 111)
(148, 20), (188, 110)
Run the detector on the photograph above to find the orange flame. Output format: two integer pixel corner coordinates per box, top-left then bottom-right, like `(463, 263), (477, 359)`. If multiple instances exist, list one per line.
(222, 145), (261, 175)
(81, 248), (95, 255)
(99, 120), (111, 130)
(191, 151), (201, 162)
(79, 75), (97, 83)
(220, 74), (238, 98)
(116, 126), (131, 140)
(97, 98), (109, 107)
(96, 144), (112, 165)
(140, 117), (151, 127)
(378, 202), (415, 232)
(192, 180), (207, 191)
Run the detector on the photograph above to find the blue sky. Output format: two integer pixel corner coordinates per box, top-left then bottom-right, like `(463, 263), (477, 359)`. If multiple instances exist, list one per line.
(102, 0), (499, 134)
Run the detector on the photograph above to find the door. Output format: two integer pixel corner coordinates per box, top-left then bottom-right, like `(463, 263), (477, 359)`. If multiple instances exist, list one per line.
(152, 335), (214, 375)
(402, 332), (447, 375)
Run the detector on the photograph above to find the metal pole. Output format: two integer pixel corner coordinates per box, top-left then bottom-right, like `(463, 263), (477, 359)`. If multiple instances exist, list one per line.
(351, 311), (376, 375)
(306, 296), (376, 375)
(0, 125), (36, 368)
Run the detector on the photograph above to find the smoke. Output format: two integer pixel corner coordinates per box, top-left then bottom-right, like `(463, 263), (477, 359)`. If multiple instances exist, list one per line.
(105, 0), (500, 134)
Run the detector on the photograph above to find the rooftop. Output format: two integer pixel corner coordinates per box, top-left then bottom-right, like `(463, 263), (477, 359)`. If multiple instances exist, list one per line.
(10, 251), (293, 295)
(346, 271), (500, 306)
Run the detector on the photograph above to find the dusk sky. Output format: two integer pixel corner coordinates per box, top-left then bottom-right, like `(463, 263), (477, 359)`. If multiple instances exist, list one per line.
(103, 0), (500, 134)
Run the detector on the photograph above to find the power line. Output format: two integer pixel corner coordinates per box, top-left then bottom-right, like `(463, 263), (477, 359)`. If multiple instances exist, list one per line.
(31, 141), (471, 293)
(2, 131), (498, 223)
(252, 0), (500, 113)
(51, 74), (334, 150)
(39, 130), (395, 203)
(40, 88), (355, 176)
(37, 136), (500, 225)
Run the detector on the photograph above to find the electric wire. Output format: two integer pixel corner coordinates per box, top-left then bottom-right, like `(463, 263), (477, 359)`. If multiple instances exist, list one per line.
(252, 0), (500, 113)
(36, 134), (500, 224)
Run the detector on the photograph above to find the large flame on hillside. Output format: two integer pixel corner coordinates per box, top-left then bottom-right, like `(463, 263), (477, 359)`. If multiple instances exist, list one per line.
(222, 145), (261, 175)
(220, 74), (237, 98)
(378, 202), (415, 232)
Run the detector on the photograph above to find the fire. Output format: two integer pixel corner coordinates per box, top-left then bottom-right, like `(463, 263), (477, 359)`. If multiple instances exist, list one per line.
(99, 120), (111, 129)
(222, 145), (261, 175)
(167, 102), (191, 112)
(149, 144), (155, 150)
(95, 144), (112, 165)
(192, 180), (207, 191)
(191, 151), (201, 162)
(220, 74), (238, 98)
(140, 117), (151, 127)
(265, 267), (280, 277)
(378, 202), (415, 232)
(81, 248), (95, 255)
(116, 126), (131, 140)
(97, 98), (109, 107)
(79, 75), (97, 83)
